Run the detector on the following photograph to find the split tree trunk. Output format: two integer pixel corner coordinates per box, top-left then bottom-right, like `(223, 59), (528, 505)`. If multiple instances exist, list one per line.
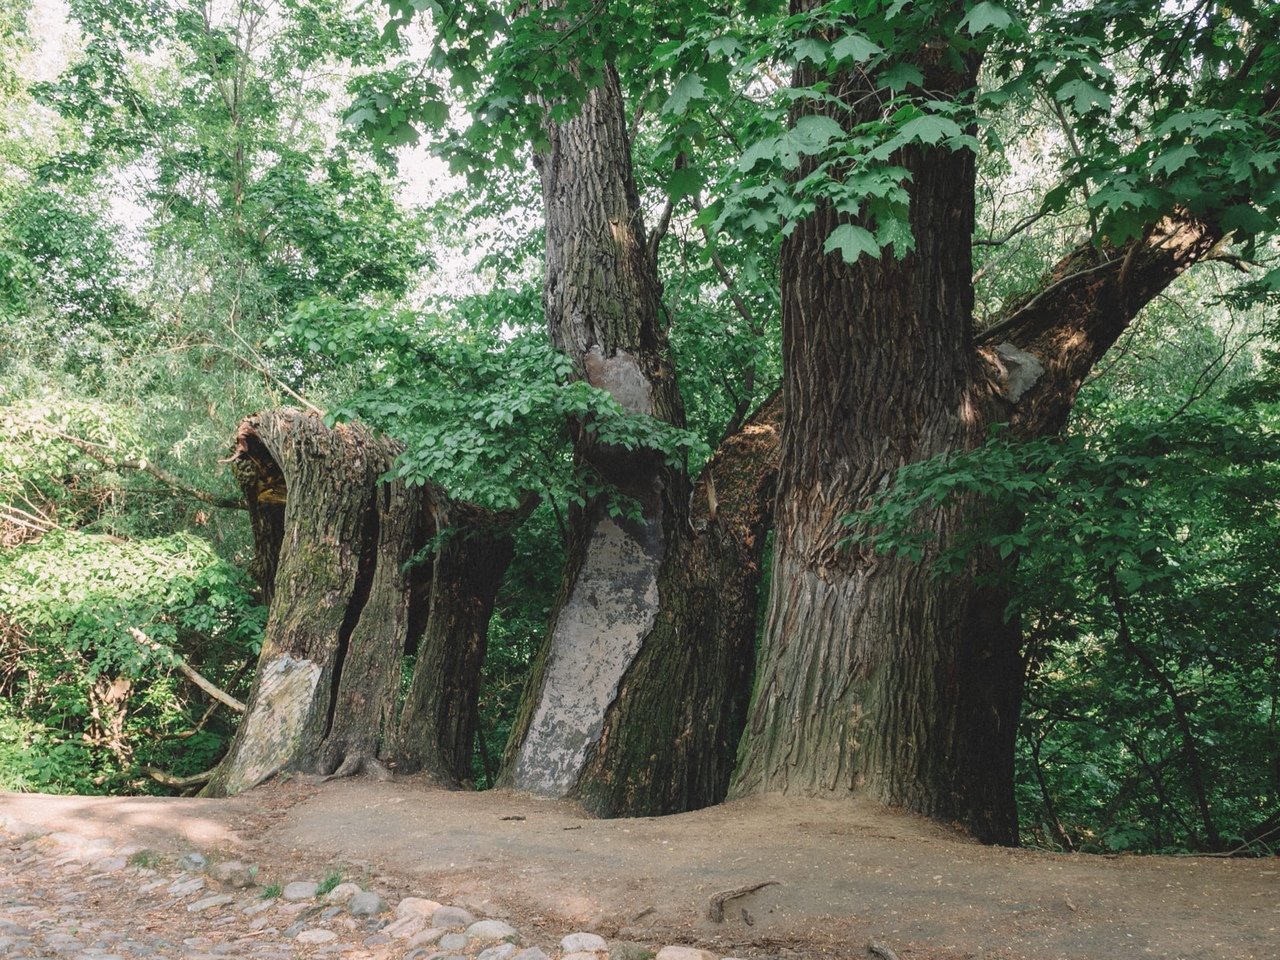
(204, 410), (520, 796)
(499, 64), (690, 799)
(204, 411), (394, 797)
(394, 501), (520, 786)
(571, 393), (783, 816)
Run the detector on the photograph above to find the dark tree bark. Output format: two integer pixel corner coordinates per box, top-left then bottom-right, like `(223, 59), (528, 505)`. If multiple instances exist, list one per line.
(730, 8), (1226, 844)
(204, 410), (519, 796)
(394, 500), (523, 786)
(571, 393), (783, 816)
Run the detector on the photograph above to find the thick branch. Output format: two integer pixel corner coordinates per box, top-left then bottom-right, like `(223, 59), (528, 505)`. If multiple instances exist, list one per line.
(975, 211), (1222, 437)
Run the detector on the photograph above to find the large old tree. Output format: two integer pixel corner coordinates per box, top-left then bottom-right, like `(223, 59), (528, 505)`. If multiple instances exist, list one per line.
(728, 0), (1278, 843)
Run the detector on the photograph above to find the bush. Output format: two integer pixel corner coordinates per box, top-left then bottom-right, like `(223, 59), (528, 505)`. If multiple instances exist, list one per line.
(0, 530), (265, 793)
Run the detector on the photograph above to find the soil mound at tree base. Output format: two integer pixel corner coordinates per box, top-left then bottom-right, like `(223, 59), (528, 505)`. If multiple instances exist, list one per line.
(2, 778), (1273, 959)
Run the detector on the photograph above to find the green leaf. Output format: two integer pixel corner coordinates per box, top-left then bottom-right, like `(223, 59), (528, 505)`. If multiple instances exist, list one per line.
(1151, 144), (1197, 176)
(959, 2), (1014, 35)
(1056, 79), (1111, 115)
(823, 223), (880, 263)
(667, 166), (704, 202)
(663, 73), (706, 116)
(899, 114), (963, 145)
(831, 33), (882, 63)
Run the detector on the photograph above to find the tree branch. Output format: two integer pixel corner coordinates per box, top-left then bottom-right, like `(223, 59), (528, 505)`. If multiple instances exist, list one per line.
(974, 211), (1222, 437)
(128, 628), (246, 714)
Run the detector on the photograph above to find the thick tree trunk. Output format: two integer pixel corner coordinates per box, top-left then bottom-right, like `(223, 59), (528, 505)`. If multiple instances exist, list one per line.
(728, 32), (1028, 842)
(204, 411), (394, 796)
(500, 65), (691, 799)
(731, 6), (1226, 843)
(204, 410), (517, 796)
(571, 393), (783, 816)
(394, 501), (520, 786)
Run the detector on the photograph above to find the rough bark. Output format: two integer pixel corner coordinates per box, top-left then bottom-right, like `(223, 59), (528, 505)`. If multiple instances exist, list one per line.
(316, 475), (427, 779)
(571, 392), (783, 816)
(500, 64), (691, 799)
(394, 501), (521, 785)
(204, 410), (392, 797)
(731, 8), (1230, 843)
(204, 410), (518, 796)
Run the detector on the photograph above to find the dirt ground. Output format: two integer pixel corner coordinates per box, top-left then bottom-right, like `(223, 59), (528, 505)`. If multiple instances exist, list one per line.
(1, 776), (1275, 960)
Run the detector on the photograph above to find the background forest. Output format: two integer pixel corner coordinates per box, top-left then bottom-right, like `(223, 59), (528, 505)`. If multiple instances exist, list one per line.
(1, 0), (1278, 857)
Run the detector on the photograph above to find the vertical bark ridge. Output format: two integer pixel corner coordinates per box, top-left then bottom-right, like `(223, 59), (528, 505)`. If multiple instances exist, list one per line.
(393, 501), (522, 785)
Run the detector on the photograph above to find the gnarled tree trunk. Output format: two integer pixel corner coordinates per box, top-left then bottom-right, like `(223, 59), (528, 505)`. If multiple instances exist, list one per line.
(394, 501), (522, 786)
(731, 6), (1224, 843)
(499, 64), (690, 799)
(204, 411), (394, 796)
(570, 393), (783, 816)
(204, 410), (521, 796)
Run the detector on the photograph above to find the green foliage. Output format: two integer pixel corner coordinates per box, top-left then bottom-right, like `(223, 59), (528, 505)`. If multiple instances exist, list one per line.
(850, 387), (1280, 852)
(0, 530), (264, 794)
(316, 871), (343, 895)
(279, 295), (709, 513)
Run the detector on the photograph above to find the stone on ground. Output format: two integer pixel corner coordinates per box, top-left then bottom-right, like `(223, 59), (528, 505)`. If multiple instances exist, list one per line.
(432, 904), (476, 929)
(179, 852), (208, 872)
(324, 881), (362, 903)
(611, 942), (656, 960)
(439, 931), (469, 949)
(209, 860), (256, 888)
(512, 949), (550, 960)
(296, 928), (339, 944)
(397, 896), (443, 919)
(467, 918), (518, 942)
(478, 944), (519, 960)
(654, 948), (718, 960)
(562, 931), (609, 952)
(186, 895), (234, 913)
(282, 880), (320, 901)
(348, 890), (387, 916)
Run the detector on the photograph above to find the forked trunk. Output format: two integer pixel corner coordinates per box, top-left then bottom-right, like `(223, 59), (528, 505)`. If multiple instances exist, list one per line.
(571, 394), (783, 816)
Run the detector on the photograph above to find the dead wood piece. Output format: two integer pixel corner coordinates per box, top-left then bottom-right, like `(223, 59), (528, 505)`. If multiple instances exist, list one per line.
(145, 766), (216, 789)
(707, 880), (778, 922)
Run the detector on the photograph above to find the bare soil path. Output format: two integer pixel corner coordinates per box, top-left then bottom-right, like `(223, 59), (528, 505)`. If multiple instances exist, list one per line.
(2, 777), (1276, 960)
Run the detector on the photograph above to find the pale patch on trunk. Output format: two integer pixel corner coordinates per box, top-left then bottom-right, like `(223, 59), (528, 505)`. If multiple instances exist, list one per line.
(583, 346), (653, 415)
(510, 515), (662, 796)
(217, 655), (322, 795)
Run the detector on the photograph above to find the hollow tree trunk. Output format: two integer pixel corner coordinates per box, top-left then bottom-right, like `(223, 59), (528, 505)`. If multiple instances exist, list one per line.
(204, 410), (520, 796)
(393, 501), (520, 786)
(204, 411), (394, 797)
